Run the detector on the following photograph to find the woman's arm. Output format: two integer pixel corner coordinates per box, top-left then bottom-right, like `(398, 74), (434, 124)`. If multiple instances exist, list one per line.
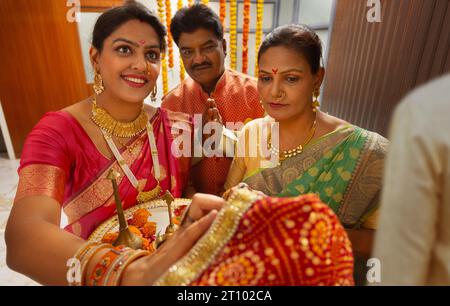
(6, 193), (224, 286)
(5, 196), (85, 285)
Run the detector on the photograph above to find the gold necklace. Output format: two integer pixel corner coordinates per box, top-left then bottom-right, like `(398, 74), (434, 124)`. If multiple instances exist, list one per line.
(269, 117), (317, 163)
(117, 137), (140, 154)
(102, 124), (162, 204)
(91, 96), (149, 138)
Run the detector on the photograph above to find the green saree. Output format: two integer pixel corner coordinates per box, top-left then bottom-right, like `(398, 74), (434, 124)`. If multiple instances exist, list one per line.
(243, 125), (389, 228)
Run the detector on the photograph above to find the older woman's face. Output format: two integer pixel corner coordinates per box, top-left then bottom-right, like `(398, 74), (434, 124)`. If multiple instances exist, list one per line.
(91, 19), (162, 103)
(258, 46), (323, 122)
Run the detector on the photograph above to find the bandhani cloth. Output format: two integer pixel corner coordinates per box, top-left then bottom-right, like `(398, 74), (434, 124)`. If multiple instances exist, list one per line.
(161, 68), (265, 195)
(155, 188), (354, 286)
(15, 108), (190, 239)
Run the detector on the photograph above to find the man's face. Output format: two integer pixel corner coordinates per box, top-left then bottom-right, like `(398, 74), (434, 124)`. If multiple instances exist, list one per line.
(177, 28), (226, 89)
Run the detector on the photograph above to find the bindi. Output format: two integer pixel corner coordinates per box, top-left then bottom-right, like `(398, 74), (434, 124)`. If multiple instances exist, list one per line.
(272, 68), (279, 75)
(139, 40), (146, 45)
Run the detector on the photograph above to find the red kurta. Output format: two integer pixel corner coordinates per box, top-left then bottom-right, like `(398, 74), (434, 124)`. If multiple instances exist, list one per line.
(162, 69), (265, 195)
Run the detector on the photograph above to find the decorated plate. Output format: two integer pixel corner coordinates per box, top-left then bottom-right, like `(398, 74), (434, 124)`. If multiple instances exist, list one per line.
(88, 198), (191, 246)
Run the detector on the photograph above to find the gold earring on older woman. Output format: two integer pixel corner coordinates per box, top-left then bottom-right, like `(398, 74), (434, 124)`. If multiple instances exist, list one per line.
(312, 89), (320, 112)
(93, 70), (105, 95)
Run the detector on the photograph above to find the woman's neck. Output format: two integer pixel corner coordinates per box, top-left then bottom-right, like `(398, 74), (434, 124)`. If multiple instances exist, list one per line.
(278, 110), (318, 150)
(94, 92), (143, 122)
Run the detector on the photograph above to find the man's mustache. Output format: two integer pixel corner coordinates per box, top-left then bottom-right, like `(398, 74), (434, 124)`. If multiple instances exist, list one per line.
(191, 63), (212, 70)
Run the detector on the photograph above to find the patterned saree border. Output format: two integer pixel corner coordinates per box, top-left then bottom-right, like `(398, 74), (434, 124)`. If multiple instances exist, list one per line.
(15, 164), (66, 204)
(338, 131), (389, 227)
(154, 188), (263, 286)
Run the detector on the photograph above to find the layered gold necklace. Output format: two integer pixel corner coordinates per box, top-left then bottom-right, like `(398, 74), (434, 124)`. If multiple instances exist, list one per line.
(91, 96), (149, 138)
(90, 96), (162, 203)
(269, 116), (317, 163)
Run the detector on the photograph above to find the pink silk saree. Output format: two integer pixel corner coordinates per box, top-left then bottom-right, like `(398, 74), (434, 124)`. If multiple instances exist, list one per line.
(15, 108), (190, 239)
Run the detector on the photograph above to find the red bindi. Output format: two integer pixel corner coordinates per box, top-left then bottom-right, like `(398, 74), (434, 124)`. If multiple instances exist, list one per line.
(272, 68), (279, 75)
(139, 40), (146, 45)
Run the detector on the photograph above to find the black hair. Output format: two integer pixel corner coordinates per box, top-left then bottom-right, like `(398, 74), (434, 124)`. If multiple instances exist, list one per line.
(92, 1), (166, 52)
(258, 24), (323, 74)
(170, 3), (224, 45)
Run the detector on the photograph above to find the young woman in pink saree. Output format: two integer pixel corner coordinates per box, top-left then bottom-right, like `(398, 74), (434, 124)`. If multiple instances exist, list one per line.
(16, 108), (187, 240)
(5, 2), (209, 285)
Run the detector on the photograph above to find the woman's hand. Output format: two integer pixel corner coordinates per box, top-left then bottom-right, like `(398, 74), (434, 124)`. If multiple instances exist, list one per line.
(120, 194), (225, 285)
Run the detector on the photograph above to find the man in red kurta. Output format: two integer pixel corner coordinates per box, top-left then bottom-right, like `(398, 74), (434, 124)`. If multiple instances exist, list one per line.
(162, 4), (264, 195)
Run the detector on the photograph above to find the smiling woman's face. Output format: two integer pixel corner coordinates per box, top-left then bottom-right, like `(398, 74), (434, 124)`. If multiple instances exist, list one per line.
(258, 46), (323, 122)
(91, 19), (162, 104)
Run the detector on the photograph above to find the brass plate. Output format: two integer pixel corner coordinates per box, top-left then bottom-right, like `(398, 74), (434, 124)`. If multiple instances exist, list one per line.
(88, 198), (191, 242)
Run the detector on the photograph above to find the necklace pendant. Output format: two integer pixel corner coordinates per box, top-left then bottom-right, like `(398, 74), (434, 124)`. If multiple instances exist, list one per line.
(136, 184), (162, 203)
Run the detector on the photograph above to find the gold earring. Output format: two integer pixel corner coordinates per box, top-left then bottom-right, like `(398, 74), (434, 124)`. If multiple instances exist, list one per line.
(150, 86), (157, 102)
(312, 89), (320, 112)
(93, 70), (105, 95)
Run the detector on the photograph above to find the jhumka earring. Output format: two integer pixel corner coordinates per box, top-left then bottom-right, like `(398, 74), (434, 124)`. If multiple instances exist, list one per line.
(312, 89), (320, 112)
(150, 86), (157, 102)
(93, 70), (105, 95)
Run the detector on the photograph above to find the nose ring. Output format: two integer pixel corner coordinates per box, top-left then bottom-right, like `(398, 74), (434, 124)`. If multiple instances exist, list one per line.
(275, 91), (285, 101)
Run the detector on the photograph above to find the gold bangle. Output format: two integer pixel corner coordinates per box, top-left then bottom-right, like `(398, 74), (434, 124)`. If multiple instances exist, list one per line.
(102, 248), (135, 286)
(69, 242), (99, 286)
(114, 250), (151, 286)
(79, 243), (112, 286)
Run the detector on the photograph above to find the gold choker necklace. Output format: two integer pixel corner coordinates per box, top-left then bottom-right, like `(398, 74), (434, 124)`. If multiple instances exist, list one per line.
(269, 118), (317, 163)
(91, 96), (149, 138)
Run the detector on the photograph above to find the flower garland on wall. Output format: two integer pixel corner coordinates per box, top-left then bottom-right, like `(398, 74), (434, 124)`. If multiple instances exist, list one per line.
(157, 0), (169, 94)
(241, 0), (251, 74)
(229, 0), (238, 70)
(178, 0), (185, 81)
(254, 0), (264, 76)
(201, 0), (209, 5)
(165, 0), (174, 69)
(219, 0), (226, 28)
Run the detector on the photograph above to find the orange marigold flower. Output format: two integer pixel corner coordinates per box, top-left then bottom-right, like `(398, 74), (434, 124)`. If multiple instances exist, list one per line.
(142, 238), (156, 253)
(128, 225), (143, 237)
(101, 232), (118, 244)
(130, 208), (151, 228)
(141, 222), (157, 239)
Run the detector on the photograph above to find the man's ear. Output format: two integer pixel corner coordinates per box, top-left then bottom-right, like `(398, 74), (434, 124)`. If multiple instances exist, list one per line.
(222, 39), (227, 56)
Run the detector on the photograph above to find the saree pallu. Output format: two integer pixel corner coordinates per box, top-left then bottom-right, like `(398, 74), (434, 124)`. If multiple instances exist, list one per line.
(244, 126), (389, 228)
(15, 108), (191, 239)
(155, 188), (354, 286)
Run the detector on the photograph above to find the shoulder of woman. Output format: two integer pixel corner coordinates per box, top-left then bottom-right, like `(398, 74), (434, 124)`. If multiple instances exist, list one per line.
(355, 127), (390, 157)
(242, 116), (273, 131)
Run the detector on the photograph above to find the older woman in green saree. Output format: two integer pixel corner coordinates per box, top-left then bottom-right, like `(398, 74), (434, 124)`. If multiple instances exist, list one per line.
(225, 25), (388, 283)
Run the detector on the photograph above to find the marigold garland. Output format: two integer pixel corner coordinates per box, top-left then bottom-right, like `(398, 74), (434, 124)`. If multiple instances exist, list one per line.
(178, 0), (185, 81)
(254, 0), (264, 76)
(201, 0), (209, 5)
(219, 0), (226, 28)
(229, 0), (238, 70)
(165, 0), (174, 69)
(188, 0), (193, 6)
(157, 0), (169, 94)
(242, 0), (251, 74)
